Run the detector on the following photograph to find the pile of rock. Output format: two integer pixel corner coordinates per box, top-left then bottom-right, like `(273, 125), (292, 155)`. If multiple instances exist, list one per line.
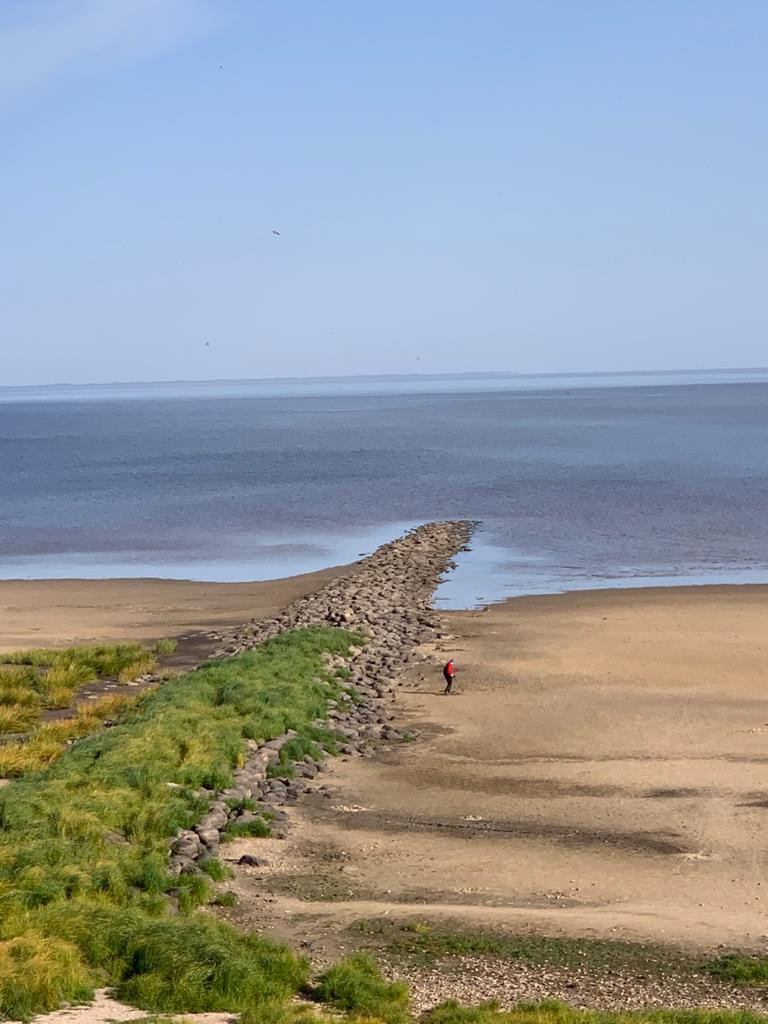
(169, 520), (472, 876)
(169, 730), (299, 875)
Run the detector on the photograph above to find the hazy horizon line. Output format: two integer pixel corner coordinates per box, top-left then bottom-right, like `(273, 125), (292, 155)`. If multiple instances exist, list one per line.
(3, 365), (768, 393)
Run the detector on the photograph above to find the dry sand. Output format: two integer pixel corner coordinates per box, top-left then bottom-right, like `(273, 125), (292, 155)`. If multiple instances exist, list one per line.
(226, 583), (768, 954)
(0, 566), (352, 651)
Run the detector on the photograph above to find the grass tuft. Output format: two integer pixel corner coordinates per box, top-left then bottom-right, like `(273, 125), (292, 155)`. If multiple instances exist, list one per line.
(0, 703), (39, 733)
(314, 953), (410, 1023)
(708, 954), (768, 986)
(211, 891), (236, 908)
(153, 639), (178, 656)
(221, 817), (271, 841)
(118, 658), (159, 683)
(199, 858), (232, 882)
(0, 932), (94, 1021)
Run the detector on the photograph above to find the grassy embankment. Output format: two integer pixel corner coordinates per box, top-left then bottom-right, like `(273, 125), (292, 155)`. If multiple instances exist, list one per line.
(0, 641), (176, 776)
(0, 627), (357, 1020)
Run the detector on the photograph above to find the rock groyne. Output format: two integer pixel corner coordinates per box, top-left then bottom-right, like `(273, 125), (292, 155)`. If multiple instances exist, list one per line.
(169, 520), (472, 876)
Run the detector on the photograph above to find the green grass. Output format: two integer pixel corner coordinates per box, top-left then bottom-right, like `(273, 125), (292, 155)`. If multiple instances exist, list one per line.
(240, 1004), (334, 1024)
(352, 921), (691, 977)
(0, 642), (169, 740)
(0, 626), (362, 1019)
(198, 858), (233, 882)
(0, 931), (95, 1021)
(4, 642), (151, 675)
(211, 891), (237, 908)
(707, 955), (768, 986)
(0, 703), (40, 733)
(221, 817), (272, 840)
(37, 901), (307, 1011)
(314, 953), (410, 1024)
(267, 733), (335, 778)
(153, 638), (178, 656)
(0, 693), (143, 778)
(0, 667), (39, 701)
(421, 1002), (768, 1024)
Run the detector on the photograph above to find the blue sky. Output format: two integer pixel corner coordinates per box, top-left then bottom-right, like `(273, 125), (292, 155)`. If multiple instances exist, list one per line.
(2, 1), (766, 385)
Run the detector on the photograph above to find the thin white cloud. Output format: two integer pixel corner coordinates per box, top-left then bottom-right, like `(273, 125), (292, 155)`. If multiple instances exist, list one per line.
(0, 0), (220, 101)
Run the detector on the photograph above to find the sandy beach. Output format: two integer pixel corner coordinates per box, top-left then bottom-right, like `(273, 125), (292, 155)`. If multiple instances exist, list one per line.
(5, 556), (768, 1019)
(4, 570), (768, 951)
(0, 566), (352, 651)
(224, 581), (768, 957)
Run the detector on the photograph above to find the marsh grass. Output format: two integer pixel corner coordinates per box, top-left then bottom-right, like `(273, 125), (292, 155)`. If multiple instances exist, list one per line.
(118, 657), (159, 683)
(6, 643), (149, 674)
(0, 694), (143, 778)
(0, 666), (39, 696)
(199, 858), (233, 882)
(354, 921), (692, 978)
(0, 932), (95, 1022)
(0, 668), (43, 731)
(240, 1004), (332, 1024)
(0, 627), (361, 1019)
(708, 955), (768, 986)
(153, 639), (178, 656)
(0, 685), (38, 708)
(0, 703), (40, 733)
(0, 642), (169, 739)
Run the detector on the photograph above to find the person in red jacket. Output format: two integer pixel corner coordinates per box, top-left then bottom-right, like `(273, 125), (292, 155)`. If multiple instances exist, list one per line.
(442, 658), (456, 695)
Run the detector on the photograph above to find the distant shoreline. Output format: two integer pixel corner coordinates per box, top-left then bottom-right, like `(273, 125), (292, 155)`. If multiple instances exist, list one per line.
(3, 365), (768, 397)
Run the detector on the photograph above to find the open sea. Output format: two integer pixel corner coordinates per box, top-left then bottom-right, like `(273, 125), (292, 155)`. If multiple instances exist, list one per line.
(2, 369), (768, 609)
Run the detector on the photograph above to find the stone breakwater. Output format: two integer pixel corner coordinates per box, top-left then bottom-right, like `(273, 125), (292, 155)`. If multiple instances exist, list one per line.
(168, 520), (472, 877)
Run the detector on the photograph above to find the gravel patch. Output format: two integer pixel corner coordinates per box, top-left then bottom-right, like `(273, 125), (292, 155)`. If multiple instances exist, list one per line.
(388, 957), (768, 1014)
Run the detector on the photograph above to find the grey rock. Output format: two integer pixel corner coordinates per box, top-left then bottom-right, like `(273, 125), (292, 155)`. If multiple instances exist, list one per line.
(169, 855), (200, 876)
(195, 827), (221, 850)
(238, 854), (267, 867)
(171, 835), (203, 858)
(199, 808), (228, 831)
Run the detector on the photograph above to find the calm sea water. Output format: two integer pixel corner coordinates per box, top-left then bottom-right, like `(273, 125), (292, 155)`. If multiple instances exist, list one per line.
(3, 370), (768, 608)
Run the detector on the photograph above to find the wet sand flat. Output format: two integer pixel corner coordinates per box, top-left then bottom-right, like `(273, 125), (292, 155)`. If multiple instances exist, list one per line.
(237, 583), (768, 951)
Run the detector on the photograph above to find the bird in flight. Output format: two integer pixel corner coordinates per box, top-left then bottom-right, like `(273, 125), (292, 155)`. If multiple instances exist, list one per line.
(272, 229), (281, 236)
